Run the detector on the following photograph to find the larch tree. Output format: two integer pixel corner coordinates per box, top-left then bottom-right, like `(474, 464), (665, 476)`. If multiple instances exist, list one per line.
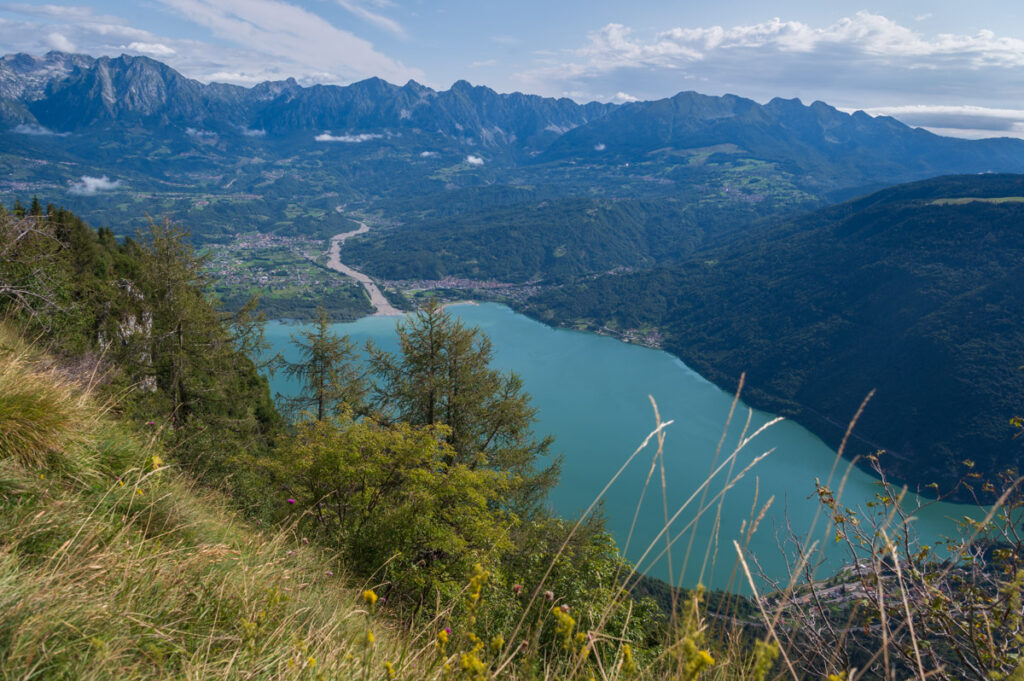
(279, 305), (366, 422)
(367, 301), (559, 515)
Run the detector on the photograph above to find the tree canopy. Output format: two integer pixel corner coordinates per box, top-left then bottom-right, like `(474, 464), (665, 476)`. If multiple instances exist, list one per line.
(368, 301), (559, 514)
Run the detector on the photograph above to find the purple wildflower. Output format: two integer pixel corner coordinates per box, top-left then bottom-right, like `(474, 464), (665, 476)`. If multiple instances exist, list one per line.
(287, 498), (296, 504)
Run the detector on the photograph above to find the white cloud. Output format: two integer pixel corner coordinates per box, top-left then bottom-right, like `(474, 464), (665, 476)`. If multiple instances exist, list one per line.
(855, 104), (1024, 140)
(858, 103), (1024, 121)
(46, 31), (75, 52)
(611, 91), (638, 103)
(471, 59), (497, 68)
(70, 175), (121, 195)
(156, 0), (420, 84)
(0, 3), (118, 21)
(921, 126), (1024, 140)
(240, 126), (266, 137)
(419, 150), (438, 157)
(186, 127), (217, 138)
(566, 13), (1024, 73)
(516, 13), (1024, 111)
(12, 123), (70, 136)
(315, 131), (384, 142)
(0, 1), (423, 88)
(593, 143), (606, 151)
(465, 155), (484, 166)
(335, 0), (405, 38)
(126, 41), (176, 56)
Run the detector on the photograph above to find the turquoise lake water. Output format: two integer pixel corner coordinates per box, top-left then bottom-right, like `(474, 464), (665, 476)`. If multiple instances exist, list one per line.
(263, 303), (974, 591)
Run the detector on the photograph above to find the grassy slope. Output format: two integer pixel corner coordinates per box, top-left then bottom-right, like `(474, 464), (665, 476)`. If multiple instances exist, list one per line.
(0, 324), (408, 680)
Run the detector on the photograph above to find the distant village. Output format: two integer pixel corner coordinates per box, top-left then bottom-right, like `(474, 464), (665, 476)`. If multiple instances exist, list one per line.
(204, 232), (330, 291)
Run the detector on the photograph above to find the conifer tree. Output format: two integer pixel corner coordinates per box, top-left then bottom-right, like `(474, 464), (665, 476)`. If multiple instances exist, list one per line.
(279, 305), (366, 421)
(368, 301), (558, 514)
(132, 219), (221, 425)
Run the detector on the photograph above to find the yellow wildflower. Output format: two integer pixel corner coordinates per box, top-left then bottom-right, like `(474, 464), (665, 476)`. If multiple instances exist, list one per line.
(551, 605), (575, 649)
(621, 644), (638, 679)
(436, 628), (450, 654)
(460, 652), (486, 681)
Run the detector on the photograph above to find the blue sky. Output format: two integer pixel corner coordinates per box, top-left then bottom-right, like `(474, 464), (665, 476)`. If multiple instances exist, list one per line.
(2, 0), (1024, 138)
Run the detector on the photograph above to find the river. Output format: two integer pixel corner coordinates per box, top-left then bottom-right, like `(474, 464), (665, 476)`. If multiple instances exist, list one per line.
(324, 221), (402, 316)
(263, 303), (975, 592)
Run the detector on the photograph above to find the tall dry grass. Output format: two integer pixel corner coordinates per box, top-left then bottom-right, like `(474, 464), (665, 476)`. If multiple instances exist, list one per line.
(0, 323), (412, 679)
(0, 324), (97, 474)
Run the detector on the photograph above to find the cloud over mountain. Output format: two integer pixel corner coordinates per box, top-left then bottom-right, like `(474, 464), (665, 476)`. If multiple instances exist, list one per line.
(69, 175), (121, 194)
(0, 0), (422, 87)
(517, 12), (1024, 138)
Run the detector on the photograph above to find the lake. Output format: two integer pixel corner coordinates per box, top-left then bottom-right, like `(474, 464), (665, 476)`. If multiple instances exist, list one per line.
(264, 303), (974, 592)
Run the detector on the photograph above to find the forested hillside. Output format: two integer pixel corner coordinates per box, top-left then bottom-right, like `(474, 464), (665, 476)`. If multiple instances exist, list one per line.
(524, 174), (1024, 498)
(347, 198), (770, 284)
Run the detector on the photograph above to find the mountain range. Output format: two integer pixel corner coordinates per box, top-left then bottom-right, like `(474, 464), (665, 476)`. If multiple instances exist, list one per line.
(4, 50), (1024, 232)
(2, 51), (613, 154)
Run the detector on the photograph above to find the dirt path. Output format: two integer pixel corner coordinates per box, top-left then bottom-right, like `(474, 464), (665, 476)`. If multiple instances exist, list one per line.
(326, 221), (403, 317)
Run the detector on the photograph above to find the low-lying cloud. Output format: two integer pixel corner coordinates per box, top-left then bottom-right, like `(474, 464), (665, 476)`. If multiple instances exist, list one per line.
(857, 105), (1024, 140)
(70, 175), (122, 195)
(46, 31), (75, 52)
(315, 132), (384, 143)
(12, 124), (70, 137)
(126, 41), (176, 57)
(465, 155), (485, 166)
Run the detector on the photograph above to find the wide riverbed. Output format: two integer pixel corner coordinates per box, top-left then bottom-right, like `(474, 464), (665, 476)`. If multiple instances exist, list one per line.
(264, 303), (973, 591)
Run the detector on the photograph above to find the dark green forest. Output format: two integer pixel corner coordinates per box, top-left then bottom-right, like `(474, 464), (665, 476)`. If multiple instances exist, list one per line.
(523, 174), (1024, 499)
(347, 198), (770, 284)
